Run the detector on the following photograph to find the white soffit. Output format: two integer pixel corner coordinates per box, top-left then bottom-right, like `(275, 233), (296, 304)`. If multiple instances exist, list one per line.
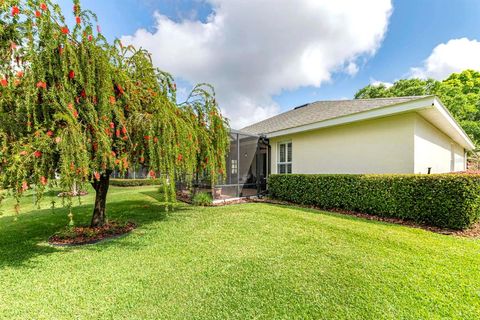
(419, 97), (475, 150)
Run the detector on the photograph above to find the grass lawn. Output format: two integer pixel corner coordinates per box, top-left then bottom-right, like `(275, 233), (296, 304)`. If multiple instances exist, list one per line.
(0, 186), (479, 319)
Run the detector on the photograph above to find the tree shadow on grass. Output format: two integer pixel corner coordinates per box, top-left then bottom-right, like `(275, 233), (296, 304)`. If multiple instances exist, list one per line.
(257, 202), (410, 229)
(0, 197), (189, 270)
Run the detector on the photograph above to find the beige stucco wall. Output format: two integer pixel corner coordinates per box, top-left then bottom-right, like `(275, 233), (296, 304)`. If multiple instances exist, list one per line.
(414, 115), (466, 173)
(270, 113), (416, 174)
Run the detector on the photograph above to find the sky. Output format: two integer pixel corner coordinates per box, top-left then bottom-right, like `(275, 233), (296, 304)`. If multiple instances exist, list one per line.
(56, 0), (480, 128)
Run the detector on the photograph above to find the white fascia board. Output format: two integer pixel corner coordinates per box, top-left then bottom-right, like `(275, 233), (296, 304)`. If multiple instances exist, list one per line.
(432, 97), (475, 150)
(266, 96), (436, 138)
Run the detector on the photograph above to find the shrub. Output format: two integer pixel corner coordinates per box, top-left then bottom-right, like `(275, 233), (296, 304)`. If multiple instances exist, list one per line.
(268, 174), (480, 230)
(109, 179), (163, 187)
(192, 192), (213, 206)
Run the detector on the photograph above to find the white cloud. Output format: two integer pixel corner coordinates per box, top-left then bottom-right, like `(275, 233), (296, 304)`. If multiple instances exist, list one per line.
(122, 0), (392, 128)
(370, 78), (393, 88)
(411, 38), (480, 80)
(345, 62), (359, 76)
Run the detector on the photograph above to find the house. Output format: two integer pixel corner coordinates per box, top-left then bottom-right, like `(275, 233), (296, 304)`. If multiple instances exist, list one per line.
(240, 95), (474, 175)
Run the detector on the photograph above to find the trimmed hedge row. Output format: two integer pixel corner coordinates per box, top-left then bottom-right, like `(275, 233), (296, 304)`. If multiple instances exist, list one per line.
(268, 174), (480, 229)
(110, 179), (162, 187)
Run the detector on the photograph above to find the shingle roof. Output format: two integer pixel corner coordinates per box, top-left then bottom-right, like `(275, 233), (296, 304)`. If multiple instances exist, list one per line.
(240, 96), (431, 135)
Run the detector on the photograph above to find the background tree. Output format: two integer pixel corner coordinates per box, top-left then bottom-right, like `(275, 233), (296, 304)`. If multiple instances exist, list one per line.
(355, 70), (480, 146)
(0, 0), (229, 226)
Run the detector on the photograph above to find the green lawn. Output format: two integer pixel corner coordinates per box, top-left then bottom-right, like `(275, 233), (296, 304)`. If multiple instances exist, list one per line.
(0, 186), (479, 319)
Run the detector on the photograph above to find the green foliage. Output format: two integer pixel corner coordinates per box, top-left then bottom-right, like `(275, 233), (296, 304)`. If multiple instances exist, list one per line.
(192, 192), (212, 206)
(354, 70), (480, 146)
(355, 78), (440, 99)
(109, 179), (162, 187)
(268, 174), (480, 229)
(0, 0), (229, 216)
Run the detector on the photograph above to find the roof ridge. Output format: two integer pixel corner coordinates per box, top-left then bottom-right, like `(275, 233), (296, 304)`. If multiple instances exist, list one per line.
(304, 95), (432, 104)
(240, 95), (435, 133)
(354, 95), (433, 101)
(289, 95), (433, 111)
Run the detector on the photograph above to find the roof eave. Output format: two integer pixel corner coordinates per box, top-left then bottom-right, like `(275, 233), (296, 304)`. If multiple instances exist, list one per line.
(431, 97), (475, 150)
(265, 96), (475, 151)
(266, 96), (435, 137)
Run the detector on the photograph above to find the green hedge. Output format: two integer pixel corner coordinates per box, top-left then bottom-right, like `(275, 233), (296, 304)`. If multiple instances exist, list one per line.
(110, 179), (162, 187)
(268, 174), (480, 230)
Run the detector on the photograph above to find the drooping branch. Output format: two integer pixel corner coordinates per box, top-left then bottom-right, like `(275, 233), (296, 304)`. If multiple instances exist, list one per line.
(0, 0), (230, 222)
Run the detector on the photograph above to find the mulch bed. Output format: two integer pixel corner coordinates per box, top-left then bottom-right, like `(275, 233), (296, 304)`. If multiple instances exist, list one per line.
(57, 191), (89, 197)
(49, 221), (136, 246)
(253, 198), (480, 238)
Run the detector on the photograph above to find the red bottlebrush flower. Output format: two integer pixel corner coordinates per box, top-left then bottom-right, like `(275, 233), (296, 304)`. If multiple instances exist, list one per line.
(121, 127), (127, 135)
(12, 6), (20, 16)
(67, 103), (74, 111)
(40, 3), (48, 11)
(68, 70), (75, 79)
(73, 110), (78, 118)
(177, 154), (183, 162)
(40, 176), (48, 186)
(88, 34), (93, 41)
(109, 122), (115, 129)
(149, 170), (156, 178)
(1, 78), (7, 87)
(21, 181), (28, 192)
(35, 10), (41, 18)
(80, 90), (86, 99)
(16, 71), (24, 78)
(144, 135), (150, 141)
(73, 5), (79, 13)
(61, 27), (69, 35)
(109, 96), (116, 105)
(139, 157), (145, 163)
(10, 42), (17, 50)
(75, 16), (81, 25)
(111, 151), (116, 157)
(153, 137), (158, 143)
(34, 150), (42, 158)
(94, 171), (100, 181)
(58, 45), (64, 55)
(36, 81), (46, 89)
(116, 129), (121, 138)
(116, 84), (124, 95)
(46, 130), (54, 137)
(93, 142), (98, 151)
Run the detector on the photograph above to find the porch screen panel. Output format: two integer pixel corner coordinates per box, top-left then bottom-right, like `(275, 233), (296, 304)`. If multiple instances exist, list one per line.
(238, 134), (260, 198)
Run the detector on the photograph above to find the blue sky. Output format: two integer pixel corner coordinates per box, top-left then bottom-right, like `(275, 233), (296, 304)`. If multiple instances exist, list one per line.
(57, 0), (480, 127)
(274, 0), (480, 106)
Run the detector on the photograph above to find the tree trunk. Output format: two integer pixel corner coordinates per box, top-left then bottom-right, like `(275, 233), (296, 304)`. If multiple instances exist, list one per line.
(91, 170), (112, 227)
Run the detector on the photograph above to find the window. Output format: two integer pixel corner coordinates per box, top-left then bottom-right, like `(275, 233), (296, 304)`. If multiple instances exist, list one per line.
(231, 159), (238, 175)
(277, 141), (292, 174)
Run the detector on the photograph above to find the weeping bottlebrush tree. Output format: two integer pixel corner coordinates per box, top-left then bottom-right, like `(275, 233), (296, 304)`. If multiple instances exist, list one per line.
(0, 0), (229, 227)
